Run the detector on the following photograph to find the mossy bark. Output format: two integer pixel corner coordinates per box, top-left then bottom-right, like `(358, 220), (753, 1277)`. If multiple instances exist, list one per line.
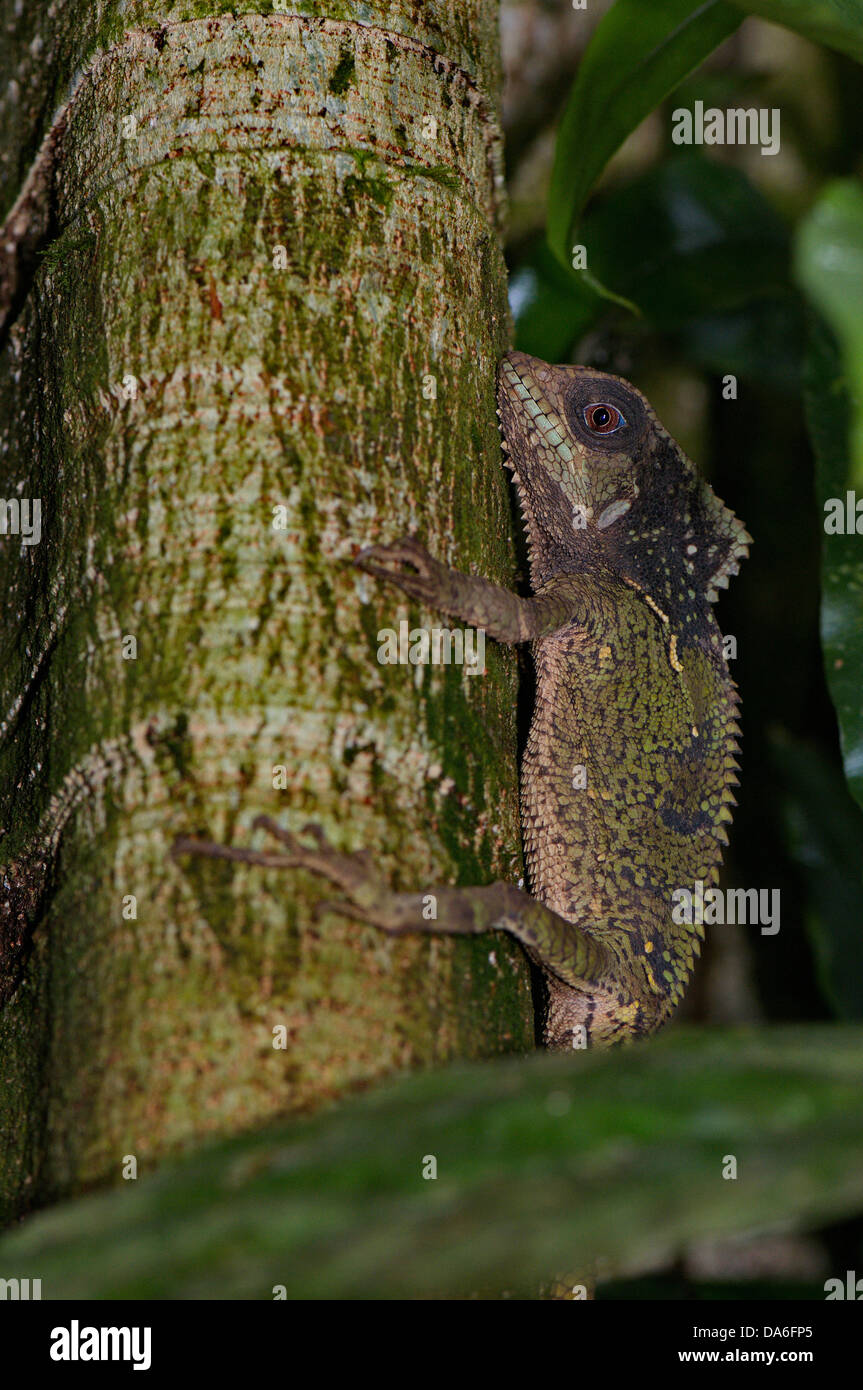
(0, 1), (533, 1222)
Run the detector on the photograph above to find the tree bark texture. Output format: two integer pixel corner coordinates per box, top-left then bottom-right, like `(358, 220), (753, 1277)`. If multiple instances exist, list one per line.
(0, 0), (533, 1221)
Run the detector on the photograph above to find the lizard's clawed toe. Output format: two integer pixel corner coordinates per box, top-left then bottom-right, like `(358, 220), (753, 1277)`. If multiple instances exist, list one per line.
(300, 821), (330, 848)
(354, 537), (439, 592)
(252, 813), (301, 851)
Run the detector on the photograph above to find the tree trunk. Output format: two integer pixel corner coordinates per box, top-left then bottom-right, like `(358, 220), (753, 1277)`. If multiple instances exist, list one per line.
(0, 1), (532, 1221)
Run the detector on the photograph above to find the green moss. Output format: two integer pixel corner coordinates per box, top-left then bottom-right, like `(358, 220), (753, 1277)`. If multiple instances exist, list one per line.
(39, 228), (98, 294)
(191, 152), (216, 183)
(403, 163), (461, 194)
(343, 173), (392, 214)
(153, 712), (193, 783)
(337, 151), (395, 214)
(328, 49), (356, 96)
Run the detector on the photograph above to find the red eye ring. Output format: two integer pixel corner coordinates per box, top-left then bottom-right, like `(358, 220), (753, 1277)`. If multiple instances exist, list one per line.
(584, 403), (625, 434)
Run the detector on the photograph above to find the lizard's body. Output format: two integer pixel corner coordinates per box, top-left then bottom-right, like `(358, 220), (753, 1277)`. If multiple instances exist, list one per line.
(176, 352), (748, 1050)
(524, 583), (738, 1045)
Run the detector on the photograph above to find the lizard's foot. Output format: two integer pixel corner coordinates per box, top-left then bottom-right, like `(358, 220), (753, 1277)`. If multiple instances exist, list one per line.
(354, 536), (445, 607)
(172, 817), (406, 932)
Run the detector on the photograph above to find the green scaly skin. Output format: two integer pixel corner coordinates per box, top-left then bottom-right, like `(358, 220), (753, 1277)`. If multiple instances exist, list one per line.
(175, 351), (750, 1050)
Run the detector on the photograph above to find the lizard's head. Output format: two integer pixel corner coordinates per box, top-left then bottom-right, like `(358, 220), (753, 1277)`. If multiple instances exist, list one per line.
(497, 351), (750, 626)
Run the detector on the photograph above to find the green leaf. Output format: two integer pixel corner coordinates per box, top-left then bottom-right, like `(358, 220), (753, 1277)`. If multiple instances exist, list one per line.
(2, 1028), (863, 1298)
(797, 181), (863, 484)
(547, 0), (863, 278)
(547, 0), (742, 266)
(771, 732), (863, 1019)
(795, 182), (863, 812)
(730, 0), (863, 64)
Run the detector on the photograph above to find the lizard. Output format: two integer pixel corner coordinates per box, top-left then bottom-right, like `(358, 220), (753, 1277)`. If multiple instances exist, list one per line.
(174, 350), (749, 1050)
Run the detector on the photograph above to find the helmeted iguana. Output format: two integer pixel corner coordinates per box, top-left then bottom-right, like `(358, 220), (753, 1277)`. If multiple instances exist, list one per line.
(175, 351), (749, 1049)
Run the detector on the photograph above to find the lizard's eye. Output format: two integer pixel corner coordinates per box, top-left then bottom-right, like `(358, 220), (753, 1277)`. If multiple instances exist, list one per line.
(584, 403), (625, 434)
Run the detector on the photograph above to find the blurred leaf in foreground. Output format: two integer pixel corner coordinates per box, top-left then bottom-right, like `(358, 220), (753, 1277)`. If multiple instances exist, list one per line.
(797, 180), (863, 485)
(1, 1027), (862, 1298)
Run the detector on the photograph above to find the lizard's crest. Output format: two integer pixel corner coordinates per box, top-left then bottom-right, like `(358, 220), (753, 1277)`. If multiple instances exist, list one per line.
(497, 351), (750, 628)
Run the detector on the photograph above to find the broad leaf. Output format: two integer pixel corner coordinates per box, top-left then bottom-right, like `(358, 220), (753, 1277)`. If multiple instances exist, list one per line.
(548, 0), (863, 274)
(796, 182), (863, 811)
(731, 0), (863, 63)
(547, 0), (742, 266)
(771, 732), (863, 1018)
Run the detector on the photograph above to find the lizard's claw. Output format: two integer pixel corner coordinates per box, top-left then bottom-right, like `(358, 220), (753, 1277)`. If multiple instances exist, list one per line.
(355, 536), (444, 606)
(251, 814), (302, 851)
(300, 821), (330, 849)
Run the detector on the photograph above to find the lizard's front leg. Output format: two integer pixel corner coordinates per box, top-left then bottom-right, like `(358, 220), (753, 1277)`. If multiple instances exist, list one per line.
(356, 536), (579, 643)
(173, 818), (609, 991)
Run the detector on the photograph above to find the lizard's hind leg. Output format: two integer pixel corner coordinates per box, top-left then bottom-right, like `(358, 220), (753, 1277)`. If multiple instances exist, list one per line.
(172, 819), (609, 990)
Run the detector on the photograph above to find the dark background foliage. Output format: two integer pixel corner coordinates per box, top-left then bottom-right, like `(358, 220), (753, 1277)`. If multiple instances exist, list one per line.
(502, 0), (863, 1295)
